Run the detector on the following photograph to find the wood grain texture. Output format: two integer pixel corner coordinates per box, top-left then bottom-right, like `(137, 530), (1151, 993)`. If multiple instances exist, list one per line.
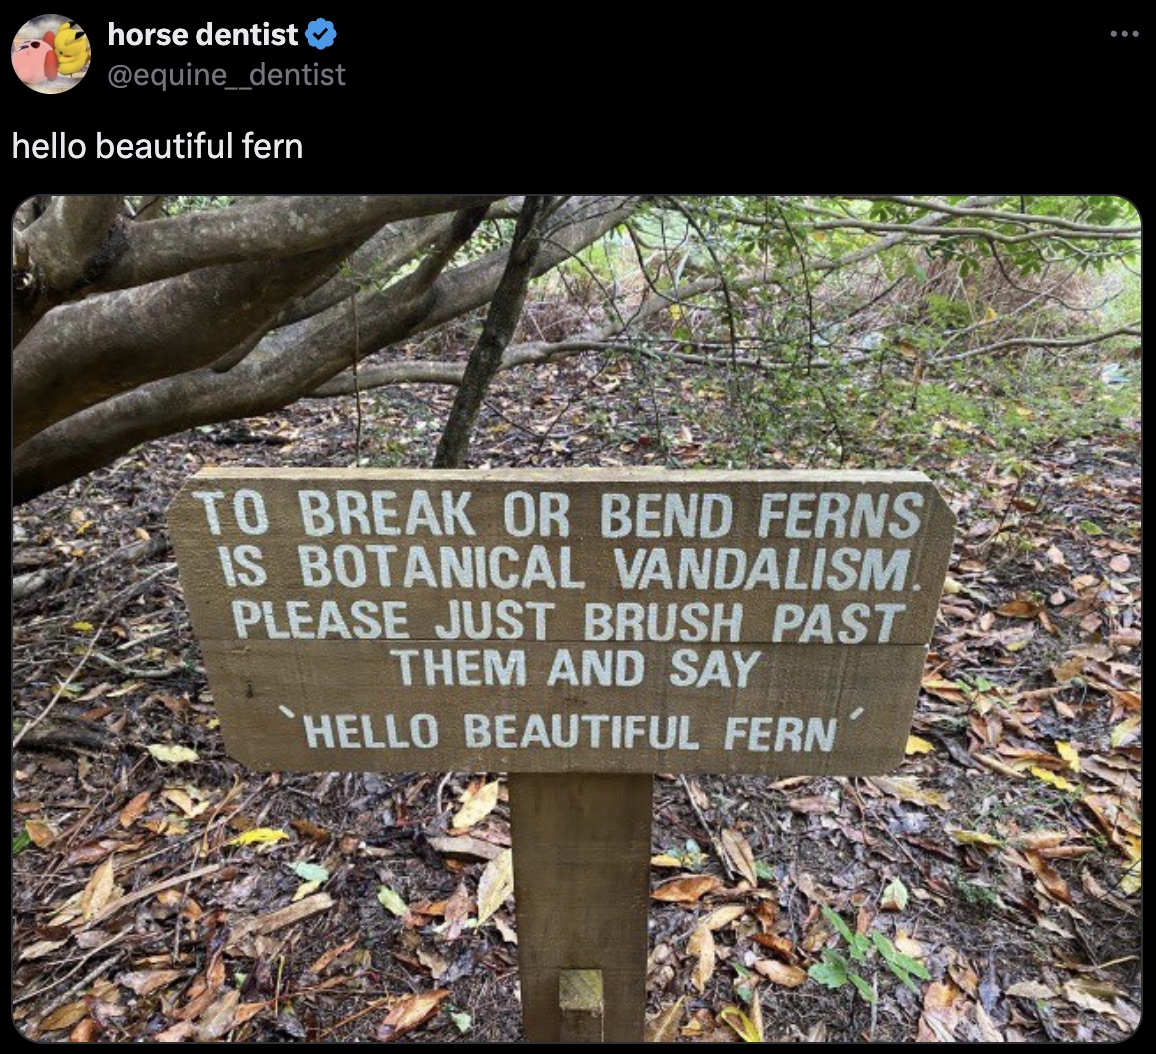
(509, 774), (651, 1042)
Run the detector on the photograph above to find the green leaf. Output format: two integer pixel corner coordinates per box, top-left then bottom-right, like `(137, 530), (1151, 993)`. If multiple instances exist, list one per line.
(12, 830), (32, 855)
(377, 885), (408, 917)
(446, 1007), (471, 1033)
(821, 905), (855, 944)
(1079, 519), (1104, 536)
(754, 860), (774, 882)
(849, 972), (877, 1003)
(847, 933), (871, 963)
(872, 932), (930, 988)
(291, 862), (330, 884)
(808, 954), (848, 990)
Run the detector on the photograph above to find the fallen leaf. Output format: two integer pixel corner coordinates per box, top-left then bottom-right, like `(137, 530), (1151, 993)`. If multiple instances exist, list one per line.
(477, 848), (514, 925)
(1024, 850), (1071, 904)
(754, 959), (807, 987)
(946, 827), (1003, 848)
(869, 776), (951, 810)
(651, 874), (722, 904)
(1030, 767), (1076, 792)
(427, 835), (504, 861)
(451, 780), (500, 831)
(310, 935), (360, 975)
(996, 598), (1042, 619)
(442, 881), (471, 942)
(1062, 981), (1115, 1016)
(719, 1004), (762, 1043)
(292, 879), (322, 902)
(1005, 979), (1056, 999)
(687, 923), (715, 993)
(119, 791), (152, 828)
(880, 876), (909, 912)
(645, 998), (685, 1043)
(375, 989), (448, 1042)
(292, 861), (330, 884)
(377, 886), (408, 918)
(703, 904), (747, 931)
(20, 939), (68, 961)
(290, 818), (331, 841)
(650, 853), (684, 868)
(1055, 741), (1080, 772)
(1109, 554), (1131, 574)
(416, 946), (449, 980)
(69, 1018), (101, 1042)
(24, 819), (57, 848)
(1110, 715), (1141, 748)
(162, 787), (211, 818)
(906, 735), (934, 755)
(229, 827), (288, 847)
(974, 1001), (1004, 1042)
(447, 1007), (471, 1033)
(40, 1000), (90, 1032)
(119, 969), (184, 996)
(752, 933), (796, 961)
(195, 989), (240, 1041)
(721, 828), (758, 885)
(80, 855), (118, 922)
(146, 744), (199, 765)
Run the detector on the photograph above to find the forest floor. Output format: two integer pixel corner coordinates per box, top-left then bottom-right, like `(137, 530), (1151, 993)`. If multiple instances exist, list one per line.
(12, 352), (1141, 1042)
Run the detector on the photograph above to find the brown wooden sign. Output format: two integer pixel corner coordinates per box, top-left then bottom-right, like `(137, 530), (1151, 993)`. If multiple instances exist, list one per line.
(168, 468), (954, 777)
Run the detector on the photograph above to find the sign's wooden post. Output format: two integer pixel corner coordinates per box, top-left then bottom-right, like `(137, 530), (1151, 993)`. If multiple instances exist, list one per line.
(168, 468), (955, 1044)
(509, 774), (651, 1042)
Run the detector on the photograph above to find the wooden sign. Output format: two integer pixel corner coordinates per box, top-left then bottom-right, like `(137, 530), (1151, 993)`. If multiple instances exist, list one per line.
(168, 468), (954, 777)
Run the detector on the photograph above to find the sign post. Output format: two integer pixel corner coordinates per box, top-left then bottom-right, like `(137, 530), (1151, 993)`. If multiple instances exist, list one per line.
(169, 468), (953, 1041)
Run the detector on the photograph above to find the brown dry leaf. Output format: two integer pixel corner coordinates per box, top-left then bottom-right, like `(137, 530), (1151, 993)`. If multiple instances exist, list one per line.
(721, 828), (758, 885)
(1109, 553), (1131, 574)
(752, 933), (796, 962)
(1005, 979), (1056, 999)
(974, 1001), (1004, 1042)
(21, 937), (69, 963)
(651, 874), (722, 904)
(375, 988), (449, 1042)
(869, 776), (951, 810)
(476, 848), (513, 926)
(153, 1021), (196, 1042)
(918, 979), (966, 1042)
(719, 1003), (762, 1042)
(754, 959), (807, 987)
(24, 818), (57, 848)
(119, 969), (184, 996)
(996, 598), (1043, 619)
(492, 912), (518, 945)
(703, 904), (747, 931)
(417, 946), (449, 980)
(118, 791), (151, 828)
(786, 794), (839, 814)
(79, 854), (119, 922)
(69, 1018), (101, 1042)
(290, 818), (331, 841)
(1061, 981), (1115, 1016)
(687, 923), (715, 993)
(195, 989), (240, 1042)
(1024, 851), (1071, 904)
(162, 787), (211, 819)
(442, 881), (471, 942)
(310, 934), (360, 975)
(451, 780), (500, 831)
(427, 835), (504, 862)
(40, 1000), (91, 1032)
(233, 1002), (265, 1026)
(645, 997), (685, 1043)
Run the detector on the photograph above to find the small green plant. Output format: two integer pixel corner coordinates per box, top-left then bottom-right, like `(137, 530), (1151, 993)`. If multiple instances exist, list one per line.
(808, 906), (930, 1004)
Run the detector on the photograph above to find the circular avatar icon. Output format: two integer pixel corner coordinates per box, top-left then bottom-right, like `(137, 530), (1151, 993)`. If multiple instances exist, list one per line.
(13, 15), (89, 93)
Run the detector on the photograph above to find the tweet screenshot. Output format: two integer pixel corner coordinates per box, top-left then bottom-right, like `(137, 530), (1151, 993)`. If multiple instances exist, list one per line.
(10, 12), (1143, 1046)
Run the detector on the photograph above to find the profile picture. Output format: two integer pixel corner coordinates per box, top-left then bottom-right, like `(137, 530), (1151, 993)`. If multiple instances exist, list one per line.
(12, 14), (88, 93)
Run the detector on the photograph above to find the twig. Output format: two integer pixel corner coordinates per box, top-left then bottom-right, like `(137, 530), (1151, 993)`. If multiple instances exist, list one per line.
(679, 775), (735, 882)
(13, 618), (108, 749)
(14, 934), (126, 1007)
(315, 994), (394, 1040)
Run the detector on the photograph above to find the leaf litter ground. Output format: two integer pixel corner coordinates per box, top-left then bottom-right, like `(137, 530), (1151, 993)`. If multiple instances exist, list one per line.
(12, 354), (1140, 1041)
